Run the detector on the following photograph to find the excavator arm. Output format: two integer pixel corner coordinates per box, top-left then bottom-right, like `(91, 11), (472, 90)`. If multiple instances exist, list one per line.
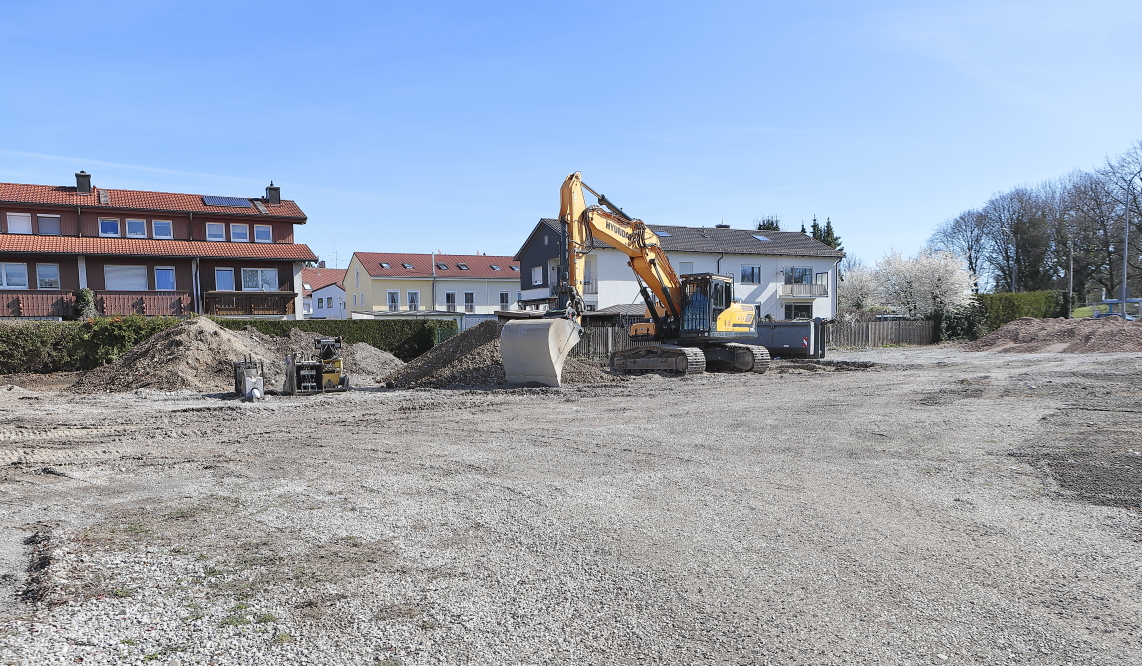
(558, 173), (682, 325)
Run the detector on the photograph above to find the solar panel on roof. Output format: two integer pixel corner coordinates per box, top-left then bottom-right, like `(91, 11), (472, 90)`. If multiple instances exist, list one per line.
(203, 195), (254, 208)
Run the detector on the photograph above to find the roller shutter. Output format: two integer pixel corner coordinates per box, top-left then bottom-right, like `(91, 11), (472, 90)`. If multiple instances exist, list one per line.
(104, 265), (148, 290)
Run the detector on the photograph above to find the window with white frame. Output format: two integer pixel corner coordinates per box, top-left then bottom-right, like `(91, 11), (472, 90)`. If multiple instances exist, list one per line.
(584, 258), (597, 293)
(215, 268), (235, 291)
(230, 224), (249, 242)
(253, 225), (272, 242)
(407, 290), (420, 311)
(532, 266), (542, 285)
(815, 272), (828, 285)
(152, 220), (173, 239)
(740, 265), (762, 284)
(500, 291), (510, 309)
(355, 269), (360, 288)
(37, 215), (61, 235)
(154, 267), (176, 291)
(206, 223), (225, 241)
(6, 213), (32, 234)
(464, 292), (475, 313)
(241, 268), (278, 291)
(387, 291), (399, 311)
(126, 219), (147, 238)
(36, 264), (60, 289)
(98, 218), (120, 237)
(104, 265), (147, 290)
(1, 263), (28, 288)
(445, 291), (457, 312)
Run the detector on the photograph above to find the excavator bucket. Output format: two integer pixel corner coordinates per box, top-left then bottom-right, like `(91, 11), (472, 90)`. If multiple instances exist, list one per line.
(500, 318), (582, 387)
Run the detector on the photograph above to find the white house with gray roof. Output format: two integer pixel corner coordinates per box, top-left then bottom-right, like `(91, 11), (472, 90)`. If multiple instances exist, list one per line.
(513, 219), (844, 320)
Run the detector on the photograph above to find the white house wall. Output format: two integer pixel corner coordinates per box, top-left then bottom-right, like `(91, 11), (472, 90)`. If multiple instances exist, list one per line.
(311, 284), (346, 319)
(588, 249), (839, 319)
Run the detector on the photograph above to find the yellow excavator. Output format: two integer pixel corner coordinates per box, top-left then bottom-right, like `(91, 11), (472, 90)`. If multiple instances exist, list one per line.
(500, 172), (770, 386)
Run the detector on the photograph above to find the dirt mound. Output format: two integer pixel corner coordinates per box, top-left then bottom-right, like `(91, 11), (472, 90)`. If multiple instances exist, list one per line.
(71, 319), (405, 393)
(965, 317), (1142, 353)
(72, 317), (279, 393)
(379, 320), (624, 389)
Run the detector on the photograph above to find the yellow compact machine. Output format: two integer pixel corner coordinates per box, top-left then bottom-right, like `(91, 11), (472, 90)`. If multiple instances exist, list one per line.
(283, 337), (349, 395)
(500, 173), (769, 386)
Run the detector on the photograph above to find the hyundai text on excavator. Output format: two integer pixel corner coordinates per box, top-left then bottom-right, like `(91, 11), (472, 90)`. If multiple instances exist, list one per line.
(500, 172), (770, 386)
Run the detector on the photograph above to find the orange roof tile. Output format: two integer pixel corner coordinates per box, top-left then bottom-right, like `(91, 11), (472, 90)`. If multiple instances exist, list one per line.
(0, 235), (316, 261)
(301, 268), (346, 296)
(0, 182), (306, 220)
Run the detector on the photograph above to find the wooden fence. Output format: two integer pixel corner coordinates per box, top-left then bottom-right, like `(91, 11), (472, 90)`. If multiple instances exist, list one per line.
(824, 320), (934, 348)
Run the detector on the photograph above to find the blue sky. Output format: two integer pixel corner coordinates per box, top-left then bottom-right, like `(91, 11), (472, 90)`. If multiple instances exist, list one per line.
(1, 0), (1140, 267)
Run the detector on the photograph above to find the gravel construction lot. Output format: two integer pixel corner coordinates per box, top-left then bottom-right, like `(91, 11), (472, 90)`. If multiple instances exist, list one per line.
(0, 347), (1140, 665)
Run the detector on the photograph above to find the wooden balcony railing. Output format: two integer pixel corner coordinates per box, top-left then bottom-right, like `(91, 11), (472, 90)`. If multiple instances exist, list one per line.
(204, 291), (296, 316)
(97, 291), (192, 316)
(0, 291), (76, 318)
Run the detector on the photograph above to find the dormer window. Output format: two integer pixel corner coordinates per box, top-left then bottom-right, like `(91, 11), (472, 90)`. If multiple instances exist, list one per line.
(436, 263), (448, 270)
(457, 263), (469, 270)
(402, 263), (413, 269)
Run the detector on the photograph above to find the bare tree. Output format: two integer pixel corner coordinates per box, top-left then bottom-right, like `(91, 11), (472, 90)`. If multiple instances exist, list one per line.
(929, 209), (987, 291)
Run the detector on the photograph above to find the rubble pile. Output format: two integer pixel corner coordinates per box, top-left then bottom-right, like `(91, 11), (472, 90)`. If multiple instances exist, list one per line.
(378, 320), (623, 389)
(71, 318), (404, 393)
(965, 316), (1142, 353)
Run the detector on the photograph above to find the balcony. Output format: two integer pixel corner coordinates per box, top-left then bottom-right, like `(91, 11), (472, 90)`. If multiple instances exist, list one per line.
(204, 291), (296, 316)
(98, 291), (192, 316)
(779, 283), (828, 297)
(0, 291), (76, 318)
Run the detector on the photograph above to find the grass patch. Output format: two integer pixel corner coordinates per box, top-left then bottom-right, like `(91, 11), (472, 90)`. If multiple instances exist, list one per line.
(273, 632), (294, 644)
(255, 613), (277, 623)
(111, 588), (135, 598)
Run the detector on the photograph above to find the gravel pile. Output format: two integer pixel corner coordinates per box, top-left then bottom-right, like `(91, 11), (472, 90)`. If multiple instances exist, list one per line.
(71, 318), (404, 393)
(71, 317), (280, 393)
(966, 316), (1142, 353)
(379, 320), (623, 388)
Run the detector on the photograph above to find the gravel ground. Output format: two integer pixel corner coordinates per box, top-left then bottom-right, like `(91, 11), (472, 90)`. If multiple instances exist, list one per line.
(0, 346), (1139, 665)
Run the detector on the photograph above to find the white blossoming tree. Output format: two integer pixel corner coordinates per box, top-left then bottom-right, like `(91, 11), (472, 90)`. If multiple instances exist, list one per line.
(875, 250), (975, 317)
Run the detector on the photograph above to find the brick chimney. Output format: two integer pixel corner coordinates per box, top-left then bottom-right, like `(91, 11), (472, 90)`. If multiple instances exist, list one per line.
(75, 171), (91, 194)
(265, 181), (280, 204)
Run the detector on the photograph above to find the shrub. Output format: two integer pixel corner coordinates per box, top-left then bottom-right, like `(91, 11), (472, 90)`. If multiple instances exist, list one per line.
(976, 291), (1066, 331)
(928, 299), (988, 342)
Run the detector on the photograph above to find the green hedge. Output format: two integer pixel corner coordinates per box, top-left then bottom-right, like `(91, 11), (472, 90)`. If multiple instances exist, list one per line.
(0, 315), (457, 374)
(0, 315), (183, 374)
(976, 291), (1067, 331)
(210, 318), (456, 362)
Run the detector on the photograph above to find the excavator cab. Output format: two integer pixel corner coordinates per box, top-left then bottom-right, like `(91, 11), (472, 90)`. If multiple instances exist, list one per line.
(678, 274), (756, 339)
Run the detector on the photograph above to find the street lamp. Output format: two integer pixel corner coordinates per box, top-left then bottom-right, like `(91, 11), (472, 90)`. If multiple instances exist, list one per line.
(1121, 174), (1142, 315)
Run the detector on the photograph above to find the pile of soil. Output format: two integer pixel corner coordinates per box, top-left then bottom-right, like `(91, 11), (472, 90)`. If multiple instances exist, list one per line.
(965, 317), (1142, 353)
(71, 318), (404, 393)
(378, 320), (624, 389)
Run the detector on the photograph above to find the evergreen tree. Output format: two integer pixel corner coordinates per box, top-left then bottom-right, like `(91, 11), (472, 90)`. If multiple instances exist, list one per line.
(814, 217), (844, 252)
(810, 215), (821, 241)
(800, 222), (807, 234)
(755, 216), (781, 231)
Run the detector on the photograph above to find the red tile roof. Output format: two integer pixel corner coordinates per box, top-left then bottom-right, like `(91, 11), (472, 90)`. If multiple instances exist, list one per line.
(0, 182), (306, 220)
(301, 268), (346, 296)
(353, 253), (519, 280)
(0, 235), (316, 261)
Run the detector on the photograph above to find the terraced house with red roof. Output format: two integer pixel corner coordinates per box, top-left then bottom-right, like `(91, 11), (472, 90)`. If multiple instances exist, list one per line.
(345, 252), (521, 319)
(0, 172), (317, 319)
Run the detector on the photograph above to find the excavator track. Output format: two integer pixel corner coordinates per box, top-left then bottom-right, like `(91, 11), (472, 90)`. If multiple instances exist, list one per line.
(609, 345), (707, 376)
(704, 343), (770, 373)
